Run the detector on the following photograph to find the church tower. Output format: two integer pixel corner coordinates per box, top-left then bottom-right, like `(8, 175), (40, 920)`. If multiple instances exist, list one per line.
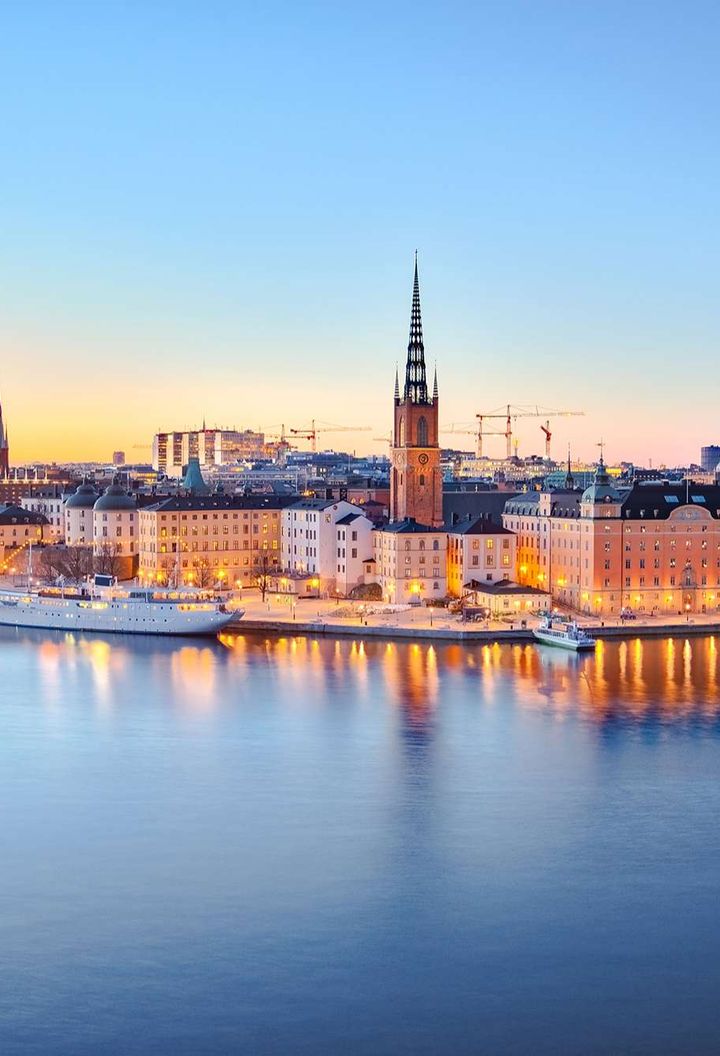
(0, 395), (8, 480)
(390, 256), (443, 527)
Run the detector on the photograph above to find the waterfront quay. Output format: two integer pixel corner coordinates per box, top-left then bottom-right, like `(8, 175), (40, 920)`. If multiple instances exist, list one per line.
(233, 591), (720, 644)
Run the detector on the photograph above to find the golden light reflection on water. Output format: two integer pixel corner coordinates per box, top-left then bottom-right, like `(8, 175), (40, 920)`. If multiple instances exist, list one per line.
(15, 628), (720, 727)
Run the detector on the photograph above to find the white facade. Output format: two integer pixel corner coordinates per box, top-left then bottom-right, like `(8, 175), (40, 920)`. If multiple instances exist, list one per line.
(373, 521), (448, 605)
(334, 513), (374, 596)
(22, 494), (66, 542)
(281, 498), (372, 592)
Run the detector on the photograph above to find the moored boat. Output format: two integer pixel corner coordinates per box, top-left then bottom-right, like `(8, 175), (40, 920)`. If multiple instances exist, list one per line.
(533, 613), (596, 652)
(0, 574), (241, 637)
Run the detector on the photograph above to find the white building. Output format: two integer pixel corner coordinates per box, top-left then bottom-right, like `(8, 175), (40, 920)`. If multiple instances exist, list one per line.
(152, 428), (266, 476)
(281, 497), (373, 594)
(92, 480), (138, 560)
(373, 518), (448, 604)
(64, 481), (100, 545)
(21, 489), (68, 542)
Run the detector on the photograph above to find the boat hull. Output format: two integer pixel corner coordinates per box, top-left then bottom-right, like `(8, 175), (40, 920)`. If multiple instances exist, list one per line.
(0, 595), (240, 637)
(533, 629), (596, 651)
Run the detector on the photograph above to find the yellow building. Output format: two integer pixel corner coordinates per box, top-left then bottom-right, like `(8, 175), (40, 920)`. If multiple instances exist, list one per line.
(138, 495), (295, 589)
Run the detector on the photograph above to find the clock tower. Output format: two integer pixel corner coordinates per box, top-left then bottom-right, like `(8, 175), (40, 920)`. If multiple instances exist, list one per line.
(390, 255), (443, 527)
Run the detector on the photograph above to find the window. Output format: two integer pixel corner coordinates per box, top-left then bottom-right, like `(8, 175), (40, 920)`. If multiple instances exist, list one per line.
(417, 416), (428, 447)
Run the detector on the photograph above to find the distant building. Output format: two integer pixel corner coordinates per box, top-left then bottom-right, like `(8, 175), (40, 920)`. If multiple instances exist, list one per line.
(701, 446), (720, 473)
(152, 428), (266, 476)
(112, 451), (126, 466)
(21, 485), (68, 542)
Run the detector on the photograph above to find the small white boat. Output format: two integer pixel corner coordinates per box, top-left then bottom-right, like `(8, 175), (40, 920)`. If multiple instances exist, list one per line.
(0, 574), (241, 637)
(533, 613), (596, 652)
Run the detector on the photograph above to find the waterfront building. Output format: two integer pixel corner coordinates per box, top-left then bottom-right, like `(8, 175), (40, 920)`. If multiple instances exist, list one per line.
(503, 461), (720, 615)
(445, 516), (516, 598)
(281, 497), (374, 595)
(139, 495), (295, 587)
(64, 480), (100, 546)
(93, 478), (139, 576)
(374, 519), (447, 604)
(0, 504), (47, 556)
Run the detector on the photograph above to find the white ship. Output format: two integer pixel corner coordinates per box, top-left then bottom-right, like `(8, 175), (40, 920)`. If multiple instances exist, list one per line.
(533, 613), (597, 652)
(0, 574), (241, 637)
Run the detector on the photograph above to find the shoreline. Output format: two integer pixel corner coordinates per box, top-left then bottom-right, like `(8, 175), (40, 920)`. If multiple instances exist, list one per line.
(229, 617), (720, 644)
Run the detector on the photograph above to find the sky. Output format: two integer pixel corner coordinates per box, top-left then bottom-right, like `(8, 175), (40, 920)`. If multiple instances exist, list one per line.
(1, 1), (719, 466)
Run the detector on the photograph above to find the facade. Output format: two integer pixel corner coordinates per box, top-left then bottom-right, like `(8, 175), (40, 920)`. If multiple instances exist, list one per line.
(139, 495), (294, 588)
(21, 487), (67, 542)
(152, 428), (266, 476)
(465, 580), (550, 618)
(390, 257), (443, 528)
(503, 464), (720, 615)
(93, 480), (139, 572)
(446, 517), (516, 598)
(374, 519), (447, 604)
(281, 498), (373, 594)
(64, 481), (100, 545)
(0, 504), (46, 553)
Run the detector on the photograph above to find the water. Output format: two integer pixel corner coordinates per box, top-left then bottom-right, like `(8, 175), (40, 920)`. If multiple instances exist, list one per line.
(1, 628), (720, 1055)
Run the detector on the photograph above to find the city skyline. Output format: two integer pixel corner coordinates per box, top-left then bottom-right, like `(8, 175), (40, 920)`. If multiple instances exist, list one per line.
(2, 2), (719, 465)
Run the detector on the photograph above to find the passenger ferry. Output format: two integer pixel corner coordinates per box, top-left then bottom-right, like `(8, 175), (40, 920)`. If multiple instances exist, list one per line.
(0, 575), (241, 637)
(533, 613), (597, 652)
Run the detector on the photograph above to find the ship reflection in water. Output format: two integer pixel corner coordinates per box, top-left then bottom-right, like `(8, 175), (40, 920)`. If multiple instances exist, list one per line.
(3, 627), (720, 1055)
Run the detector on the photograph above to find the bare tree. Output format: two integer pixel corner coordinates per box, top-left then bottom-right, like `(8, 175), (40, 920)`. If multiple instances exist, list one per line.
(192, 558), (214, 588)
(253, 552), (273, 600)
(93, 540), (122, 578)
(38, 545), (93, 585)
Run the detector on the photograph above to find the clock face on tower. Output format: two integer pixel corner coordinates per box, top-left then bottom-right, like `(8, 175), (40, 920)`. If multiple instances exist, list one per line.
(418, 453), (429, 465)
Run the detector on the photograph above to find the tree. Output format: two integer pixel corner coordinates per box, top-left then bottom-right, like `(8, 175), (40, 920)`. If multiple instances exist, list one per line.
(93, 540), (122, 578)
(38, 545), (93, 585)
(253, 552), (273, 601)
(192, 558), (214, 589)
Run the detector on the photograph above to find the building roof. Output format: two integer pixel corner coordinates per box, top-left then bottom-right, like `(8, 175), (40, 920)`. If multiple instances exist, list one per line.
(619, 481), (720, 520)
(144, 495), (297, 513)
(65, 480), (99, 509)
(182, 457), (210, 495)
(502, 492), (541, 516)
(375, 517), (442, 534)
(287, 497), (345, 511)
(336, 512), (363, 525)
(94, 480), (138, 512)
(466, 578), (549, 596)
(446, 515), (514, 536)
(0, 504), (48, 525)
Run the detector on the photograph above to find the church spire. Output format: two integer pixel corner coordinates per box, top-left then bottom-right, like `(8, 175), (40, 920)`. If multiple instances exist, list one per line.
(433, 364), (438, 401)
(403, 252), (429, 404)
(394, 364), (400, 402)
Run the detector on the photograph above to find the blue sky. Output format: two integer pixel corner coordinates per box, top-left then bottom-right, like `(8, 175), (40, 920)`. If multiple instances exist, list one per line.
(1, 1), (718, 463)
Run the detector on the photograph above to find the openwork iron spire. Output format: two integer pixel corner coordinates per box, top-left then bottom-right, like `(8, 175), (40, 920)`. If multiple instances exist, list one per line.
(404, 252), (429, 404)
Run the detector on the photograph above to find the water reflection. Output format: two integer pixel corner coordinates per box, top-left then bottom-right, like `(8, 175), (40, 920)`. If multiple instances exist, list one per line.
(4, 627), (720, 730)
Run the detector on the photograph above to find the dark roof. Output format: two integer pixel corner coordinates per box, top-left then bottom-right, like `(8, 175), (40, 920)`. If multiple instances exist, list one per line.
(375, 517), (440, 534)
(467, 578), (549, 596)
(288, 498), (343, 511)
(444, 489), (517, 527)
(336, 513), (363, 525)
(503, 493), (540, 515)
(144, 495), (297, 513)
(619, 481), (720, 520)
(0, 504), (48, 525)
(446, 516), (514, 536)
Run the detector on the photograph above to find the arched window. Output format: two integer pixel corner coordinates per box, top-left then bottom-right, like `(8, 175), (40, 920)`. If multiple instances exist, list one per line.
(419, 474), (425, 486)
(417, 416), (428, 447)
(398, 417), (405, 446)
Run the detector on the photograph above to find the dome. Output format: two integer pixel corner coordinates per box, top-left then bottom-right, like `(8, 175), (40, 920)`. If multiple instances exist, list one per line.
(93, 479), (137, 512)
(65, 480), (99, 509)
(581, 459), (621, 504)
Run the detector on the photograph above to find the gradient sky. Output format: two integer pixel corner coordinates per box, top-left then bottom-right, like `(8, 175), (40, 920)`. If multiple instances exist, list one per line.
(1, 1), (719, 466)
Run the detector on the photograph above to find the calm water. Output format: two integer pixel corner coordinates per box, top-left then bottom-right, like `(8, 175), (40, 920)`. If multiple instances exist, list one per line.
(1, 629), (720, 1055)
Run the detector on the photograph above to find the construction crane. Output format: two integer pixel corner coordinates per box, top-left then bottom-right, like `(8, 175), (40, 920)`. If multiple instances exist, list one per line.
(471, 406), (585, 460)
(441, 423), (506, 458)
(290, 420), (372, 453)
